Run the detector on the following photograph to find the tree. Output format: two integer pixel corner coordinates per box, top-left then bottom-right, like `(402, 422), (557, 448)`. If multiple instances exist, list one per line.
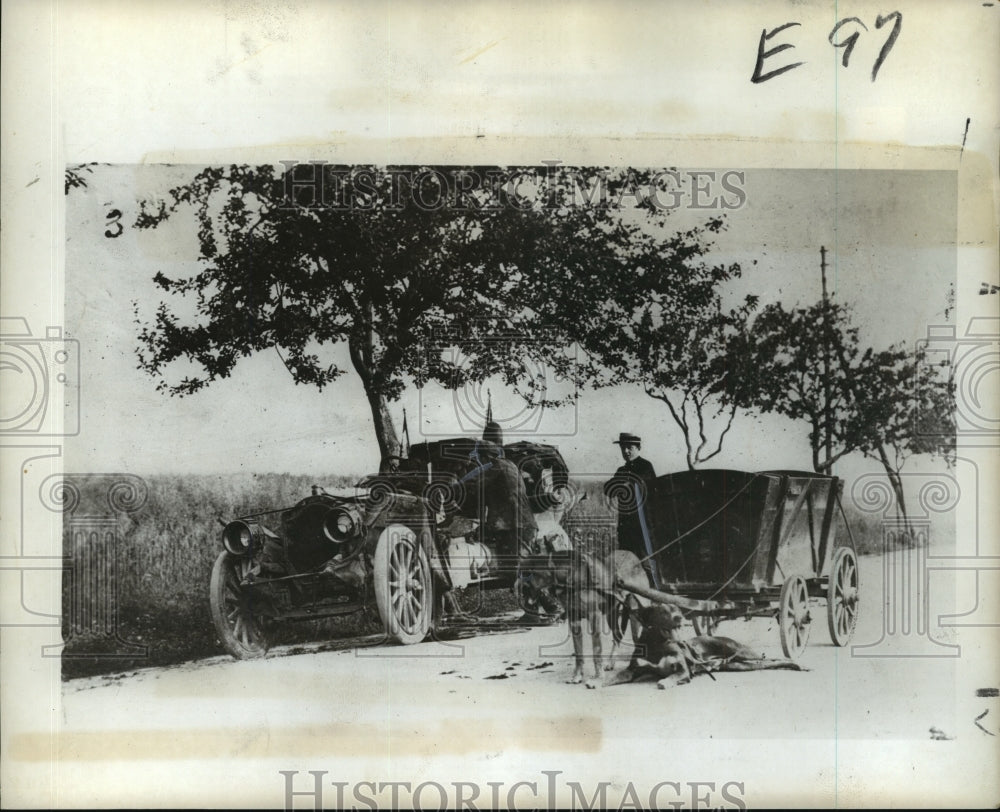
(863, 352), (956, 536)
(727, 297), (956, 540)
(907, 357), (957, 464)
(728, 299), (891, 471)
(496, 170), (753, 469)
(561, 277), (758, 469)
(639, 296), (758, 470)
(133, 164), (738, 459)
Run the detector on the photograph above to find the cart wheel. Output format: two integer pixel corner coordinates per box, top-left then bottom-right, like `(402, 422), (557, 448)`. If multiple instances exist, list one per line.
(692, 615), (717, 637)
(374, 525), (434, 644)
(779, 575), (811, 659)
(209, 551), (270, 660)
(826, 547), (859, 646)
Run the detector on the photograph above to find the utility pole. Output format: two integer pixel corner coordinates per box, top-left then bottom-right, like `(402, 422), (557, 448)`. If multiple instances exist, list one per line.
(820, 246), (832, 471)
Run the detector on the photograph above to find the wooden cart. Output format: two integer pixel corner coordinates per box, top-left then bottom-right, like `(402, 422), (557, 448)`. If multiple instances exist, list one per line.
(616, 469), (860, 659)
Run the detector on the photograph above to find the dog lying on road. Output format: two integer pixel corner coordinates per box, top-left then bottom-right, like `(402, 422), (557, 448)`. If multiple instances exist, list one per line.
(519, 549), (649, 688)
(611, 604), (808, 689)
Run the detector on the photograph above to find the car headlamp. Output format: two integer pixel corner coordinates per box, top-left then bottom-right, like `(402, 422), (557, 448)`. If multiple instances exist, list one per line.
(222, 520), (265, 556)
(323, 507), (363, 543)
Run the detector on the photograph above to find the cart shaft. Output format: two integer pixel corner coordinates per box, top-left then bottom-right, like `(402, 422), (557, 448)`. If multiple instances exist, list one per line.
(616, 579), (723, 613)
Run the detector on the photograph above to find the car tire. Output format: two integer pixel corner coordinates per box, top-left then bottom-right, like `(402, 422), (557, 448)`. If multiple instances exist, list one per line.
(209, 551), (269, 659)
(373, 525), (434, 645)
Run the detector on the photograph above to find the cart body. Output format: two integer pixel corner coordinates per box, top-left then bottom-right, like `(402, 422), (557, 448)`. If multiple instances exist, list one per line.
(622, 469), (859, 657)
(649, 469), (841, 599)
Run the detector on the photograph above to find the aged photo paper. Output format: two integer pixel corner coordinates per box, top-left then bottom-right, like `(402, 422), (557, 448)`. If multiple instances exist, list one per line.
(2, 1), (998, 808)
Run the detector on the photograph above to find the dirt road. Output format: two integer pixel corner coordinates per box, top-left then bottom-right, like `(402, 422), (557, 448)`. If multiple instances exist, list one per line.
(51, 550), (987, 808)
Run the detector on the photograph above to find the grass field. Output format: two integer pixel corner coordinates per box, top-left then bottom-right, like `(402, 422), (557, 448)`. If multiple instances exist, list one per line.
(61, 471), (908, 680)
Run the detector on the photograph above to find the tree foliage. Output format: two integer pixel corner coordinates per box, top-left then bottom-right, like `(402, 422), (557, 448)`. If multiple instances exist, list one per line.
(562, 272), (758, 470)
(499, 171), (753, 469)
(870, 351), (957, 467)
(133, 164), (739, 459)
(729, 300), (896, 472)
(636, 296), (759, 470)
(727, 296), (956, 539)
(65, 163), (96, 194)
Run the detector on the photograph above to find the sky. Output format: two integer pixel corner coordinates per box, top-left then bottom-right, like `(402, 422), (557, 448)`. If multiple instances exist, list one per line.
(61, 164), (956, 483)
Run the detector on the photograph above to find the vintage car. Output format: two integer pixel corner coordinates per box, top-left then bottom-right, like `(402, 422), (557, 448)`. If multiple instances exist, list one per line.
(209, 438), (573, 659)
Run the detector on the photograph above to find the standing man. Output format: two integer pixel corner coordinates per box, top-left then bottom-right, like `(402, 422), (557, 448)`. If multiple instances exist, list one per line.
(604, 432), (659, 588)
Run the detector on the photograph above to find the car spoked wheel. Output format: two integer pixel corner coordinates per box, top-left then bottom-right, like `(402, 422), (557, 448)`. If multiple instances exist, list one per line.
(374, 525), (434, 644)
(209, 551), (269, 659)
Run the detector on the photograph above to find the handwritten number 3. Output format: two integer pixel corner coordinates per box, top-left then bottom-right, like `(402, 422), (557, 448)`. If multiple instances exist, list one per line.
(105, 208), (123, 239)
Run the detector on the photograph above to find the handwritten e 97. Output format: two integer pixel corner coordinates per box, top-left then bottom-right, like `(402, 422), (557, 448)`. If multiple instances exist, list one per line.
(752, 13), (903, 84)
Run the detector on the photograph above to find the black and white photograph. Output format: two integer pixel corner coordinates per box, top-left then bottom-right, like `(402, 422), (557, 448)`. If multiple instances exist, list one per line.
(2, 1), (998, 809)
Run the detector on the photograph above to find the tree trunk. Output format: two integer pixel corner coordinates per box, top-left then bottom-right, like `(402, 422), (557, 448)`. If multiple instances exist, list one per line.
(875, 443), (913, 544)
(811, 425), (824, 473)
(365, 386), (401, 461)
(348, 336), (401, 462)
